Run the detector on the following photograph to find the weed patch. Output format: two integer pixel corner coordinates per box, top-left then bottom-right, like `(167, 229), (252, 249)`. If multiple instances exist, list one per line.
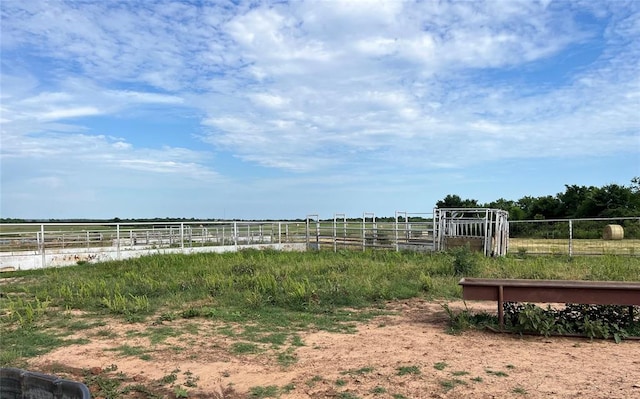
(249, 385), (279, 398)
(433, 361), (447, 371)
(485, 369), (508, 377)
(440, 378), (467, 391)
(397, 365), (420, 376)
(230, 342), (261, 354)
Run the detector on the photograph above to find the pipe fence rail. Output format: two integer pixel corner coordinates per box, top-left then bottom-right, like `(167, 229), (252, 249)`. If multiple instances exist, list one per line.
(509, 217), (639, 256)
(1, 215), (638, 270)
(0, 221), (308, 270)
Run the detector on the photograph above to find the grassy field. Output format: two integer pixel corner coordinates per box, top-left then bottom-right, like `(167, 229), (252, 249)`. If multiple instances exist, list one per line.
(1, 249), (639, 396)
(509, 238), (639, 256)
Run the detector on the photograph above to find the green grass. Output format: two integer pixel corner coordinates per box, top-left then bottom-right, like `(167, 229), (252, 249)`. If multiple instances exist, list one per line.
(397, 365), (421, 376)
(3, 251), (637, 322)
(249, 385), (279, 398)
(439, 378), (467, 391)
(371, 386), (387, 394)
(0, 328), (68, 367)
(144, 326), (182, 344)
(485, 369), (509, 377)
(159, 369), (179, 385)
(230, 342), (261, 354)
(433, 361), (447, 371)
(276, 349), (298, 366)
(1, 249), (639, 390)
(513, 386), (528, 395)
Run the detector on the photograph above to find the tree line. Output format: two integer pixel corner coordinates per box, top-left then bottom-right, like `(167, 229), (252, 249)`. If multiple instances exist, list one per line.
(436, 177), (640, 220)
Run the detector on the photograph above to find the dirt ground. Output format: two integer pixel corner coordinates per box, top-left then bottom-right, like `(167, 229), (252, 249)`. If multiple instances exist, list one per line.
(31, 299), (640, 399)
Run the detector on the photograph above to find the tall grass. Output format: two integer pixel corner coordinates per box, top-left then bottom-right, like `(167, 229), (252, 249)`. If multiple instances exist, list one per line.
(3, 250), (639, 320)
(1, 249), (639, 365)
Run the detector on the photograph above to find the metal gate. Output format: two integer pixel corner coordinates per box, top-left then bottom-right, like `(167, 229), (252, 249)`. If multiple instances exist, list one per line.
(434, 208), (509, 256)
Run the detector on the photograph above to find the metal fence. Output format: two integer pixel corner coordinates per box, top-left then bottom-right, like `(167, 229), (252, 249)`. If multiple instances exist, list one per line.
(0, 221), (308, 270)
(305, 212), (435, 253)
(303, 214), (639, 257)
(509, 217), (639, 256)
(1, 215), (638, 270)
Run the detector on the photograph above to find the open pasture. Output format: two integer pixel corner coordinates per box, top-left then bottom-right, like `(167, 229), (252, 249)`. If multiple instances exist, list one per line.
(1, 250), (639, 398)
(510, 238), (639, 256)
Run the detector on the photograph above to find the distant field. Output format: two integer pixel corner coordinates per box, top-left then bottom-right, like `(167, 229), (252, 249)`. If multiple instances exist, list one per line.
(509, 238), (639, 256)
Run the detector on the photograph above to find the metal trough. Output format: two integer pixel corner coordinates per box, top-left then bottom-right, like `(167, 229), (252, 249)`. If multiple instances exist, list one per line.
(459, 278), (640, 328)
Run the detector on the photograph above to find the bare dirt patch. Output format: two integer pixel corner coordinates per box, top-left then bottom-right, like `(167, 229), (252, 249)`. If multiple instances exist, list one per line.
(31, 299), (640, 398)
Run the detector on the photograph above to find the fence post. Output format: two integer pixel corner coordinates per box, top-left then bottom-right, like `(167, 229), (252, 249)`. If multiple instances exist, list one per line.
(305, 215), (319, 250)
(233, 222), (238, 247)
(568, 220), (573, 257)
(333, 214), (338, 252)
(394, 213), (399, 252)
(180, 223), (184, 252)
(362, 214), (366, 251)
(333, 214), (345, 253)
(116, 224), (120, 260)
(278, 223), (282, 245)
(40, 224), (45, 268)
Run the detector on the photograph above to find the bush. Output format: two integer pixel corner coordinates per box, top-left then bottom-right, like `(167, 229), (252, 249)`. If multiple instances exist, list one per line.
(449, 245), (478, 276)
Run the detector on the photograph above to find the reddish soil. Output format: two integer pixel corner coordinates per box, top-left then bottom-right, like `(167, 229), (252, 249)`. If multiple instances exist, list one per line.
(31, 299), (640, 398)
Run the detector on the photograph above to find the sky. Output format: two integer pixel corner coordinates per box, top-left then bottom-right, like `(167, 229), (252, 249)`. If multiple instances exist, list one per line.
(1, 0), (639, 220)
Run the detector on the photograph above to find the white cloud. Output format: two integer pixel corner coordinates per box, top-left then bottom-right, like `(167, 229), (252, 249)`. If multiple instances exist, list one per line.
(1, 0), (638, 218)
(38, 107), (102, 121)
(249, 93), (290, 109)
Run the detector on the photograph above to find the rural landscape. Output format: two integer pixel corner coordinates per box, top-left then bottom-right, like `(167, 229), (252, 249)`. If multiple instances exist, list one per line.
(2, 1), (639, 398)
(1, 182), (640, 398)
(1, 250), (639, 398)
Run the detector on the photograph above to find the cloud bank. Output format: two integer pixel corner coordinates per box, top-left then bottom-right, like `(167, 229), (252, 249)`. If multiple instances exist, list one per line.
(1, 0), (638, 218)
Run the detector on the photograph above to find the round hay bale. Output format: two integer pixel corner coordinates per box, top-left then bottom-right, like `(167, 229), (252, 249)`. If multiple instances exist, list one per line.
(602, 224), (624, 240)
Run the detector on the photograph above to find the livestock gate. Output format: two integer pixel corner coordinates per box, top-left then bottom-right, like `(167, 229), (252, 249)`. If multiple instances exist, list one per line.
(434, 208), (509, 256)
(305, 208), (509, 256)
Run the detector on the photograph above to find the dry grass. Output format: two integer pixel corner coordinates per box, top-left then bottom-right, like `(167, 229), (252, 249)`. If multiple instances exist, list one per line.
(509, 238), (639, 256)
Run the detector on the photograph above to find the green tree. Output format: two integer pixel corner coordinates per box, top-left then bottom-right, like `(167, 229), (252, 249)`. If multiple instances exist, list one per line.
(557, 185), (592, 218)
(436, 178), (640, 219)
(436, 194), (479, 208)
(577, 184), (640, 217)
(485, 198), (525, 220)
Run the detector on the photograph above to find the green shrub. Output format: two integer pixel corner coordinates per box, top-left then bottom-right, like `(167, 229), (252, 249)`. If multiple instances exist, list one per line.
(449, 245), (478, 276)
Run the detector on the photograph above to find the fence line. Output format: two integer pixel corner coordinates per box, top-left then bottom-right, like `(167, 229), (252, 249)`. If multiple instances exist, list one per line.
(0, 221), (308, 270)
(1, 215), (639, 270)
(509, 217), (639, 256)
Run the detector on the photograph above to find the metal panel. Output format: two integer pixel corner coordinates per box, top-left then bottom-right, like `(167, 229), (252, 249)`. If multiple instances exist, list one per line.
(459, 278), (640, 328)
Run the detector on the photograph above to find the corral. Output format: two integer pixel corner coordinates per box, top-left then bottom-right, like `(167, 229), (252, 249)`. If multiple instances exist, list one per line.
(1, 212), (637, 270)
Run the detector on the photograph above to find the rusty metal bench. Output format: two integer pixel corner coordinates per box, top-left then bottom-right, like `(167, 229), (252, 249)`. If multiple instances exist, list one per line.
(458, 278), (640, 328)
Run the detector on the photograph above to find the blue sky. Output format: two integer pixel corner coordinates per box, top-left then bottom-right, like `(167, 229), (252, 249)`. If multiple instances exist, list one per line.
(1, 0), (638, 220)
